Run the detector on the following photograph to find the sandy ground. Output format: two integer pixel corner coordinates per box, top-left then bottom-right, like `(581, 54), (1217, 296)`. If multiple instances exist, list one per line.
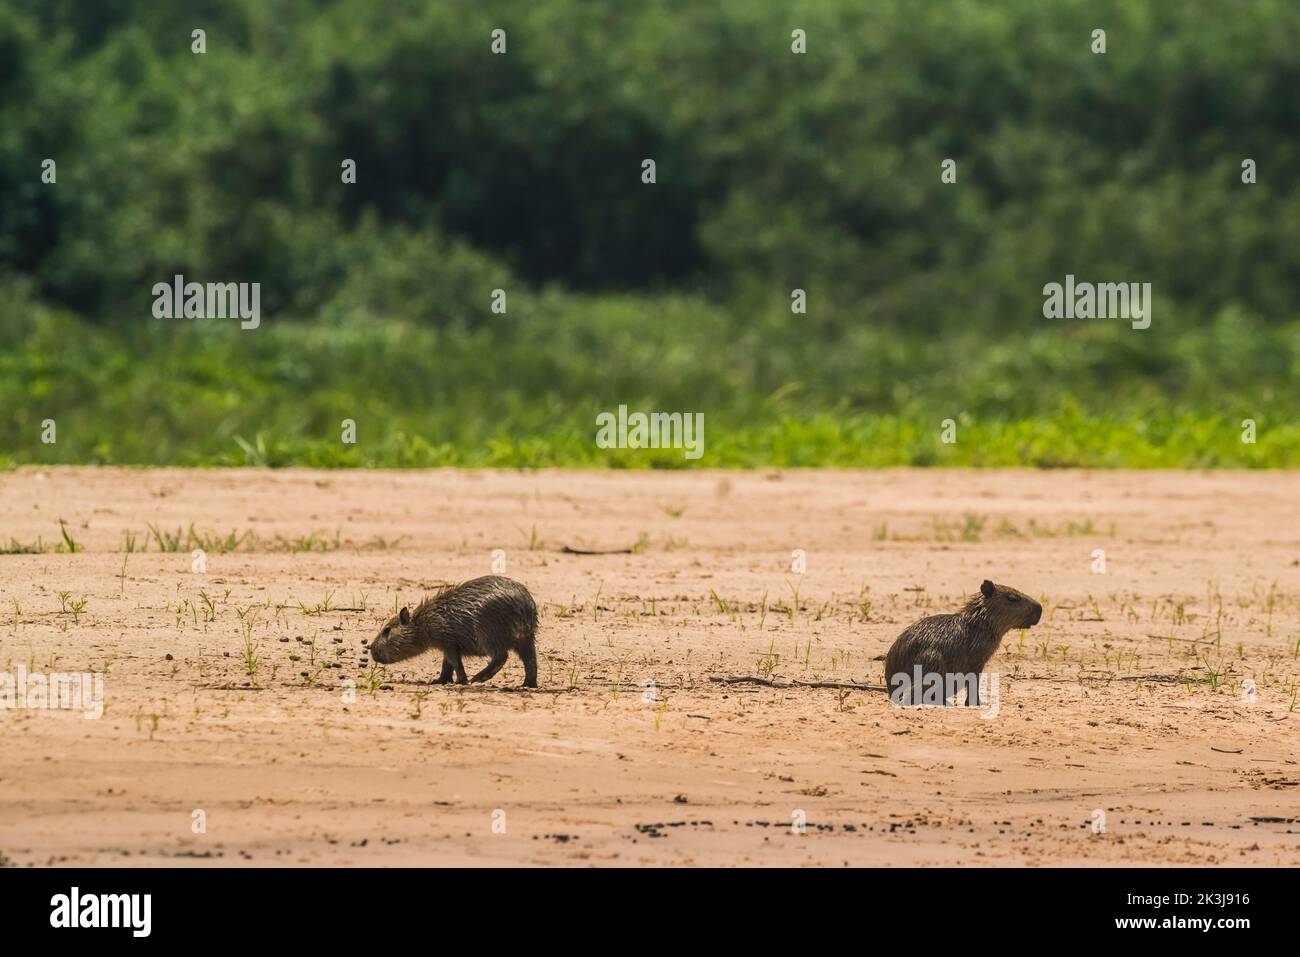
(0, 467), (1296, 867)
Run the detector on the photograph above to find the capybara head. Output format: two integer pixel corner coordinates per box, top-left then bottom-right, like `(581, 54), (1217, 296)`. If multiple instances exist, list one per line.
(369, 606), (420, 664)
(977, 579), (1042, 631)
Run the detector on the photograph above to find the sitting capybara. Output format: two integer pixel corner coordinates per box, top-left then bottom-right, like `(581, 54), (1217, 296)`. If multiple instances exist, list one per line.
(884, 580), (1041, 706)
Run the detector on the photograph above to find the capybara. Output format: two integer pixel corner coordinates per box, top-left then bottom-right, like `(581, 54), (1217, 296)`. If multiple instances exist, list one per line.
(368, 575), (539, 687)
(884, 580), (1041, 706)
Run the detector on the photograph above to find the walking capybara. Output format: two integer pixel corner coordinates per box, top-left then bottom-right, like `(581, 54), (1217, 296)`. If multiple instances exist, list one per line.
(884, 580), (1041, 705)
(368, 575), (539, 687)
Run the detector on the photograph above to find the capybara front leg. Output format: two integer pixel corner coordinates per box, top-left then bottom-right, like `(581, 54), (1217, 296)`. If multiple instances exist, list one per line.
(433, 656), (454, 684)
(445, 649), (468, 684)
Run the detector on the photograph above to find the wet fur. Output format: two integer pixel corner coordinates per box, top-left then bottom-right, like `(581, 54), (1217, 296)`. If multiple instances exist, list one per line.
(369, 576), (539, 688)
(884, 580), (1041, 705)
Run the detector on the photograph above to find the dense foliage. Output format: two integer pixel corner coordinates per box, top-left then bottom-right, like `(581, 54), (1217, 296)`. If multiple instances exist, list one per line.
(2, 0), (1297, 466)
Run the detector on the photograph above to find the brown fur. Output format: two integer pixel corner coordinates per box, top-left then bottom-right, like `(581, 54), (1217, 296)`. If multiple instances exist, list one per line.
(884, 580), (1041, 705)
(368, 576), (538, 687)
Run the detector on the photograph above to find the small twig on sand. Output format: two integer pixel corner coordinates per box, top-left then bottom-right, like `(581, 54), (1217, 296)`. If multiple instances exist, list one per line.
(561, 545), (633, 555)
(709, 676), (887, 692)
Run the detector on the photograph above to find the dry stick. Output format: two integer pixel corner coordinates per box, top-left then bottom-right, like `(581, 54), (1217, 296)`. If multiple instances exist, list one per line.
(709, 676), (888, 692)
(713, 674), (1198, 690)
(269, 604), (367, 611)
(561, 545), (634, 555)
(1145, 634), (1216, 644)
(1006, 674), (1188, 684)
(384, 680), (572, 695)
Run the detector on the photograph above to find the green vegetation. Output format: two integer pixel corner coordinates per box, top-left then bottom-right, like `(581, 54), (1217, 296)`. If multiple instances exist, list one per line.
(2, 1), (1298, 467)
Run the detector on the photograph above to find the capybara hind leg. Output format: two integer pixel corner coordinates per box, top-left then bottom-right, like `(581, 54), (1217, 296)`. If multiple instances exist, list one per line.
(518, 640), (538, 688)
(433, 657), (454, 684)
(471, 652), (508, 684)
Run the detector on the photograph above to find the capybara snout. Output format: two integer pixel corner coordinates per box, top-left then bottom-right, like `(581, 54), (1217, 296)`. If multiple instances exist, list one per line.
(979, 578), (1042, 629)
(369, 606), (419, 664)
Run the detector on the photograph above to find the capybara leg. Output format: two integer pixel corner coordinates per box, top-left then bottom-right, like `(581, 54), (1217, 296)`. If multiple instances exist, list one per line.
(965, 675), (981, 707)
(518, 639), (538, 688)
(446, 649), (468, 684)
(471, 652), (508, 684)
(433, 657), (454, 684)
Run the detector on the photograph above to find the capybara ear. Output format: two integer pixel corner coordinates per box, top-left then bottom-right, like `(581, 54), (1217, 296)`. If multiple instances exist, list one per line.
(980, 580), (995, 598)
(399, 606), (411, 626)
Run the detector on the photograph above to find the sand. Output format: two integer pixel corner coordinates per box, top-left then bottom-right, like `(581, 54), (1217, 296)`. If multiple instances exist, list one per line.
(0, 467), (1296, 866)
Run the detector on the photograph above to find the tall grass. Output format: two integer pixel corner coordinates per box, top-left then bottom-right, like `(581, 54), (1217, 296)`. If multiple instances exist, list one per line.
(2, 296), (1298, 468)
